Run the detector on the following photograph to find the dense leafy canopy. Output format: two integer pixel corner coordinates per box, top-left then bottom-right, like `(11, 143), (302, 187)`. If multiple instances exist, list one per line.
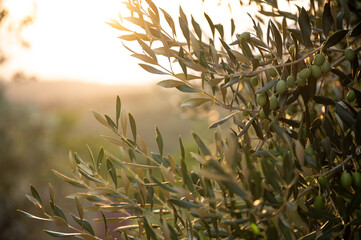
(21, 0), (361, 239)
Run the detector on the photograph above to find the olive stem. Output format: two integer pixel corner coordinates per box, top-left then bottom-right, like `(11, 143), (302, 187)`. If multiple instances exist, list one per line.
(296, 155), (352, 201)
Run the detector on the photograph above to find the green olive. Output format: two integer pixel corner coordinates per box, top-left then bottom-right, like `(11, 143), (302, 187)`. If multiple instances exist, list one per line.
(288, 45), (295, 54)
(299, 68), (311, 80)
(341, 172), (352, 188)
(311, 65), (322, 79)
(257, 93), (267, 106)
(259, 108), (267, 119)
(239, 32), (251, 41)
(269, 68), (278, 77)
(305, 146), (314, 156)
(321, 61), (331, 73)
(250, 223), (261, 235)
(251, 77), (259, 86)
(314, 195), (325, 209)
(296, 77), (306, 87)
(346, 90), (356, 102)
(275, 194), (283, 203)
(318, 176), (326, 188)
(269, 95), (278, 110)
(314, 53), (325, 66)
(276, 80), (287, 94)
(286, 76), (295, 88)
(352, 172), (361, 187)
(345, 49), (356, 61)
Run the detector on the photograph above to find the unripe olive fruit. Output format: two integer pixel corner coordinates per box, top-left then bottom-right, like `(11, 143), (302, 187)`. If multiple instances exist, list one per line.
(269, 95), (278, 110)
(341, 172), (352, 188)
(352, 172), (361, 187)
(347, 90), (356, 102)
(239, 32), (251, 41)
(251, 77), (259, 86)
(276, 80), (287, 94)
(299, 68), (311, 80)
(311, 65), (322, 79)
(277, 155), (283, 161)
(286, 76), (295, 88)
(321, 61), (331, 73)
(288, 45), (295, 54)
(314, 53), (325, 66)
(305, 146), (314, 156)
(275, 195), (283, 203)
(318, 176), (326, 188)
(257, 93), (267, 106)
(296, 77), (306, 87)
(269, 68), (278, 77)
(314, 195), (325, 209)
(345, 49), (356, 61)
(259, 108), (267, 119)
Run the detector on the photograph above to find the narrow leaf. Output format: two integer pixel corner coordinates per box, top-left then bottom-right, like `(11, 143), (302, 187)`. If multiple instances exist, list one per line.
(181, 98), (212, 107)
(139, 64), (167, 75)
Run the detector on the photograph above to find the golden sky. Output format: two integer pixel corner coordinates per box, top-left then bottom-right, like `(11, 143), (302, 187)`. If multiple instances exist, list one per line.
(1, 0), (297, 85)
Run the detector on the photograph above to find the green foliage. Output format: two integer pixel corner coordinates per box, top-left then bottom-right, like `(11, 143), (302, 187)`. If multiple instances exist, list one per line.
(21, 0), (361, 239)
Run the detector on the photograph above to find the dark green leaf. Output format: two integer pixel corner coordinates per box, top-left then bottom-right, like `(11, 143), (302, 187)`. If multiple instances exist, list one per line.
(107, 159), (117, 188)
(193, 133), (211, 156)
(238, 115), (256, 138)
(313, 96), (335, 105)
(168, 198), (202, 208)
(350, 21), (361, 37)
(322, 30), (348, 50)
(322, 2), (333, 37)
(179, 136), (185, 160)
(255, 77), (277, 94)
(209, 112), (236, 128)
(270, 20), (283, 58)
(30, 185), (42, 205)
(129, 113), (137, 141)
(335, 102), (355, 128)
(215, 24), (224, 39)
(155, 126), (163, 157)
(78, 168), (103, 183)
(181, 157), (194, 194)
(71, 215), (95, 236)
(347, 188), (361, 215)
(143, 217), (157, 240)
(298, 7), (312, 46)
(151, 176), (177, 193)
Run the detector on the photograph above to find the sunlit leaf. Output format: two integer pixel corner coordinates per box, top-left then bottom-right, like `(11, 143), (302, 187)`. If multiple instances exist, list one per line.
(181, 98), (212, 107)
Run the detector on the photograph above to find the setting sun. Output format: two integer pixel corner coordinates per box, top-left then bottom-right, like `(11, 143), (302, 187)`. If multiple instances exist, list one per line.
(1, 0), (262, 85)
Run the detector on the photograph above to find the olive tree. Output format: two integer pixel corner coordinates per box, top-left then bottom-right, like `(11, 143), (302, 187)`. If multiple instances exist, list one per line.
(20, 0), (361, 239)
